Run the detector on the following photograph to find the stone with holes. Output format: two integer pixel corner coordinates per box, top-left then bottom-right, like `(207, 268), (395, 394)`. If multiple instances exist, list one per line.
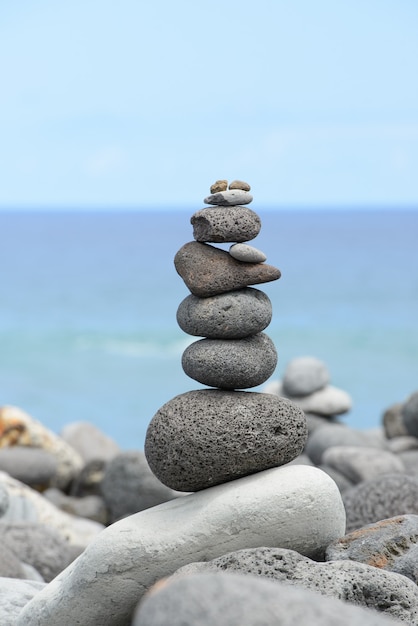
(191, 206), (261, 243)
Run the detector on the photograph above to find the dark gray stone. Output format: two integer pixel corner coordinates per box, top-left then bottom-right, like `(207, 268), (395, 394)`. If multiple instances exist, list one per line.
(305, 423), (374, 465)
(0, 523), (73, 582)
(321, 446), (405, 484)
(191, 206), (261, 243)
(326, 515), (418, 585)
(402, 392), (418, 437)
(171, 548), (418, 624)
(282, 356), (330, 397)
(176, 288), (272, 339)
(182, 332), (277, 389)
(133, 571), (404, 626)
(204, 189), (253, 205)
(342, 474), (418, 532)
(383, 403), (408, 438)
(0, 447), (58, 488)
(145, 390), (308, 491)
(174, 241), (281, 297)
(69, 459), (107, 497)
(100, 450), (180, 523)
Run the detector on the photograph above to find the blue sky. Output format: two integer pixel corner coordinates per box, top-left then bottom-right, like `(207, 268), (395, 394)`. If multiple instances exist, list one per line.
(1, 1), (417, 209)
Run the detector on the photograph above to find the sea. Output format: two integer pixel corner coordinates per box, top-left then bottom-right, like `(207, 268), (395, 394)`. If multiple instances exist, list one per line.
(0, 208), (417, 449)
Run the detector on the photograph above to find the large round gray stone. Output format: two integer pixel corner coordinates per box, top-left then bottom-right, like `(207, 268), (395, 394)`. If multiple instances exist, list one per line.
(16, 466), (346, 626)
(174, 241), (281, 297)
(176, 288), (272, 339)
(282, 356), (330, 396)
(401, 391), (418, 437)
(182, 332), (277, 389)
(191, 206), (261, 243)
(145, 390), (307, 491)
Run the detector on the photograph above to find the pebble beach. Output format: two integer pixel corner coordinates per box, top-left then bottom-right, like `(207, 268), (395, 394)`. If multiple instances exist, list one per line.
(1, 182), (418, 625)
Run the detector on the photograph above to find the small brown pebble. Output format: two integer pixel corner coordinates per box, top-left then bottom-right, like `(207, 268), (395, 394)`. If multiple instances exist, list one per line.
(229, 180), (251, 192)
(210, 180), (228, 193)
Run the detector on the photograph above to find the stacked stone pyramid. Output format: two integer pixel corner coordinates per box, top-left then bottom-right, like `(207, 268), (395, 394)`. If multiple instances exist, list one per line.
(145, 180), (309, 491)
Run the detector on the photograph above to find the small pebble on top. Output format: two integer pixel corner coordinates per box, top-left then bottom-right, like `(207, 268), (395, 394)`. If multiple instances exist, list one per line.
(229, 180), (251, 191)
(210, 180), (228, 194)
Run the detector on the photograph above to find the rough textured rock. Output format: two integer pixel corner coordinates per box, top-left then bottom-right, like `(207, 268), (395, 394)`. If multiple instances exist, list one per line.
(60, 421), (120, 463)
(145, 390), (308, 491)
(181, 333), (277, 389)
(16, 466), (346, 626)
(174, 241), (281, 297)
(229, 179), (251, 191)
(0, 578), (46, 624)
(321, 446), (405, 484)
(210, 179), (228, 193)
(383, 403), (408, 438)
(133, 571), (401, 626)
(304, 423), (375, 465)
(100, 451), (180, 523)
(191, 206), (261, 243)
(176, 288), (272, 339)
(229, 242), (267, 262)
(326, 515), (418, 585)
(204, 190), (253, 205)
(401, 391), (418, 437)
(0, 447), (58, 489)
(342, 474), (418, 532)
(173, 548), (418, 624)
(282, 356), (330, 396)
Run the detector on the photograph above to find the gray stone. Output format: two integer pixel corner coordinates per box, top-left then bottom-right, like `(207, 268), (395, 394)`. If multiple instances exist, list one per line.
(318, 464), (355, 492)
(326, 515), (418, 586)
(204, 190), (253, 205)
(175, 241), (281, 297)
(176, 288), (272, 339)
(305, 413), (339, 433)
(16, 465), (346, 626)
(0, 543), (26, 579)
(100, 450), (180, 523)
(0, 482), (9, 517)
(282, 356), (330, 397)
(181, 333), (277, 389)
(191, 206), (261, 243)
(229, 242), (267, 262)
(173, 548), (418, 624)
(69, 459), (107, 497)
(397, 449), (418, 476)
(387, 436), (418, 453)
(321, 446), (405, 484)
(304, 423), (372, 465)
(210, 179), (228, 193)
(383, 403), (408, 438)
(145, 390), (308, 491)
(134, 571), (401, 626)
(0, 523), (74, 583)
(0, 447), (58, 488)
(0, 577), (46, 624)
(229, 179), (251, 191)
(60, 421), (120, 463)
(342, 474), (418, 532)
(401, 392), (418, 437)
(43, 488), (108, 525)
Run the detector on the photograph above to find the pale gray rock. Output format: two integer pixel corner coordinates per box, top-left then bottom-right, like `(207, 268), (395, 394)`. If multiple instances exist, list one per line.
(176, 288), (272, 339)
(305, 423), (372, 465)
(342, 474), (418, 532)
(43, 488), (108, 525)
(229, 243), (267, 262)
(229, 179), (251, 191)
(60, 421), (120, 463)
(16, 466), (346, 626)
(145, 390), (308, 491)
(191, 206), (261, 243)
(321, 446), (405, 484)
(0, 577), (46, 624)
(326, 515), (418, 586)
(204, 189), (253, 205)
(305, 413), (338, 433)
(173, 548), (418, 623)
(383, 403), (408, 438)
(0, 447), (58, 489)
(271, 380), (352, 416)
(133, 571), (401, 626)
(282, 356), (330, 396)
(401, 391), (418, 437)
(386, 436), (418, 453)
(0, 543), (26, 579)
(0, 482), (9, 517)
(397, 449), (418, 476)
(100, 451), (180, 523)
(182, 333), (277, 389)
(175, 241), (281, 297)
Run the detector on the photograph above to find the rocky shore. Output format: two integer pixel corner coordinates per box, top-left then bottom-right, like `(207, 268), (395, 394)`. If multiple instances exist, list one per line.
(2, 181), (418, 625)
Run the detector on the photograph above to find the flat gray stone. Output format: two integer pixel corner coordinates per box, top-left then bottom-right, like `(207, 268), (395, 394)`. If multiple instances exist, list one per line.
(175, 241), (281, 297)
(145, 390), (308, 491)
(0, 447), (58, 488)
(204, 190), (253, 205)
(0, 577), (46, 624)
(133, 571), (401, 626)
(342, 474), (418, 532)
(326, 515), (418, 585)
(16, 465), (346, 626)
(176, 288), (272, 339)
(305, 423), (372, 465)
(229, 242), (267, 262)
(182, 333), (277, 389)
(321, 446), (405, 484)
(60, 421), (120, 463)
(191, 206), (261, 243)
(282, 356), (330, 396)
(173, 547), (418, 624)
(401, 391), (418, 437)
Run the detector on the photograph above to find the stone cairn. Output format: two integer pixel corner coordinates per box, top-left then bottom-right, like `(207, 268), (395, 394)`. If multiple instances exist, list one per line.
(145, 179), (309, 492)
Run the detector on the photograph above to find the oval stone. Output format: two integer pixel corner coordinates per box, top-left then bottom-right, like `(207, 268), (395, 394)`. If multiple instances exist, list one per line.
(229, 243), (267, 263)
(176, 288), (272, 339)
(182, 333), (277, 389)
(204, 189), (253, 206)
(209, 179), (228, 193)
(145, 389), (307, 491)
(282, 356), (330, 397)
(191, 206), (261, 243)
(229, 179), (251, 191)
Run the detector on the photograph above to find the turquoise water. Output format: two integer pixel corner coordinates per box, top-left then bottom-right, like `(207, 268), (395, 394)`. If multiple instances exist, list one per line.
(0, 209), (417, 447)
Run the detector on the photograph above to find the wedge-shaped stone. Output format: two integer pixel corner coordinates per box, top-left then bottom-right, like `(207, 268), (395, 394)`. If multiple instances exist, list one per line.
(17, 465), (346, 626)
(191, 206), (261, 243)
(174, 241), (280, 297)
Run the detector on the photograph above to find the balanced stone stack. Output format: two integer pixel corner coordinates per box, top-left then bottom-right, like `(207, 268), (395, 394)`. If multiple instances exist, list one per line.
(145, 180), (309, 492)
